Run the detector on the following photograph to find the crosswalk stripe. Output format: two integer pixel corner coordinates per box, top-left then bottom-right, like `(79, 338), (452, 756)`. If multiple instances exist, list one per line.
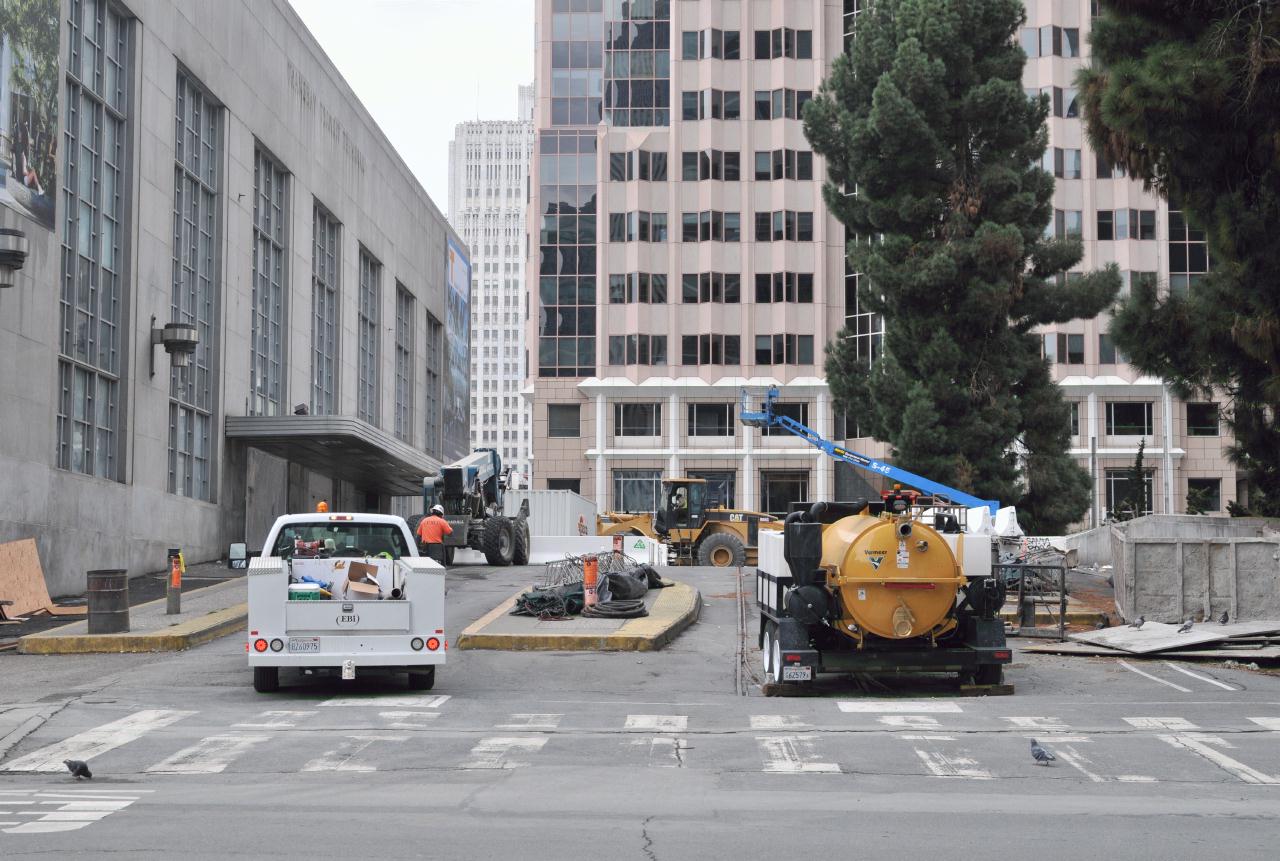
(380, 711), (439, 729)
(913, 748), (991, 779)
(879, 715), (941, 729)
(1247, 717), (1280, 731)
(319, 695), (449, 708)
(838, 701), (962, 713)
(750, 715), (807, 730)
(495, 714), (563, 730)
(1, 710), (195, 772)
(461, 737), (547, 769)
(628, 736), (688, 767)
(756, 735), (840, 773)
(1157, 733), (1280, 785)
(1162, 662), (1236, 691)
(146, 735), (269, 774)
(301, 735), (408, 772)
(1124, 717), (1199, 730)
(624, 715), (688, 732)
(232, 711), (317, 729)
(1001, 716), (1069, 731)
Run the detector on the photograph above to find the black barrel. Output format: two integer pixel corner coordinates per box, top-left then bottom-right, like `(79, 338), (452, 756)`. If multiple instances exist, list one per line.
(86, 569), (129, 634)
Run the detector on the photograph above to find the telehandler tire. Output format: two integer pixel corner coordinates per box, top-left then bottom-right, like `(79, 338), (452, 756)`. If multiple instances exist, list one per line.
(483, 516), (516, 566)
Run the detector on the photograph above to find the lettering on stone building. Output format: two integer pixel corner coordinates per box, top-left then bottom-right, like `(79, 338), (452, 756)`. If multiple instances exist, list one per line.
(287, 59), (367, 179)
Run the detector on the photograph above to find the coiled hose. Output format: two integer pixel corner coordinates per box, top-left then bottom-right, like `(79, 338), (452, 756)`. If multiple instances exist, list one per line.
(581, 599), (648, 618)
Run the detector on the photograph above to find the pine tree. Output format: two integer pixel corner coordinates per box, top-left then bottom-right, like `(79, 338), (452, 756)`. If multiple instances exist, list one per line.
(805, 0), (1118, 533)
(1079, 1), (1280, 515)
(1119, 439), (1146, 521)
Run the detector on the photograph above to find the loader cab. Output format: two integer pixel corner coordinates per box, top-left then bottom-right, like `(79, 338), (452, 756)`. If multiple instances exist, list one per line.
(653, 478), (707, 536)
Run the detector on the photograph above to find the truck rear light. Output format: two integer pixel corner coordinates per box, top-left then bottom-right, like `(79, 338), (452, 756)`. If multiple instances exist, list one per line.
(435, 629), (443, 634)
(270, 638), (284, 652)
(254, 638), (269, 652)
(994, 650), (1011, 660)
(328, 515), (354, 521)
(411, 637), (425, 651)
(426, 637), (440, 651)
(785, 653), (801, 662)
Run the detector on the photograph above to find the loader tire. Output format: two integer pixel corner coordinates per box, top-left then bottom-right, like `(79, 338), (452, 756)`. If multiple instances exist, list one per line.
(697, 532), (746, 567)
(483, 516), (516, 566)
(512, 520), (531, 565)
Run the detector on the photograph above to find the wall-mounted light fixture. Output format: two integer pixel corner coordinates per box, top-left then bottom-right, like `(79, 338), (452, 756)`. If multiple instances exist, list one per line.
(149, 314), (199, 376)
(0, 228), (29, 289)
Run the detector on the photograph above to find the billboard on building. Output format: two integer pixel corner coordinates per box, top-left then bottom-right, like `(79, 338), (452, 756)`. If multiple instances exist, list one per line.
(444, 236), (471, 462)
(0, 0), (58, 229)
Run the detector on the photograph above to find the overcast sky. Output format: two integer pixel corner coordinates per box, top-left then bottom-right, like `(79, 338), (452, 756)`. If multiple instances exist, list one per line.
(289, 0), (534, 216)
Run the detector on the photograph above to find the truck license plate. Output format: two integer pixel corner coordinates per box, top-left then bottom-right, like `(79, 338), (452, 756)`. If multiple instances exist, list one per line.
(782, 666), (812, 682)
(286, 637), (320, 653)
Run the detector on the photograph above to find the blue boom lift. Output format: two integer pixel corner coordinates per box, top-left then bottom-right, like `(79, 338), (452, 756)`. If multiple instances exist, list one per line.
(738, 387), (1000, 514)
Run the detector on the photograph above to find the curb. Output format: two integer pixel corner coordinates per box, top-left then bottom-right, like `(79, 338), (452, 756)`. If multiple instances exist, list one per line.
(456, 582), (701, 652)
(17, 585), (248, 655)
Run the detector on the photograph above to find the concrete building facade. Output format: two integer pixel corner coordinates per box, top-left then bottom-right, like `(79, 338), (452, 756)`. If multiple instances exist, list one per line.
(448, 86), (536, 486)
(0, 0), (467, 595)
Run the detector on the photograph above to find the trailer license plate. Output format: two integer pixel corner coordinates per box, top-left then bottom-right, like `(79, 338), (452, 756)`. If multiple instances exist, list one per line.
(782, 666), (812, 682)
(287, 637), (320, 653)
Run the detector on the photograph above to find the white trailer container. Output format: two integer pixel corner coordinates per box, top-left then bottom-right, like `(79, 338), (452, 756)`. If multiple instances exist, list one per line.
(247, 512), (446, 693)
(503, 489), (597, 537)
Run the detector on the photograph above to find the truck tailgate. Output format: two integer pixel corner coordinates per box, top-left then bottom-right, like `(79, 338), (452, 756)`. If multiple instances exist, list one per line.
(285, 601), (412, 635)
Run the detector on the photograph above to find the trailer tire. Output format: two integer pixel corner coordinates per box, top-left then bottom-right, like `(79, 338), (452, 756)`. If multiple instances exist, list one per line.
(762, 621), (778, 678)
(697, 532), (746, 567)
(253, 666), (279, 693)
(512, 520), (530, 565)
(483, 516), (516, 566)
(408, 667), (436, 690)
(973, 664), (1003, 686)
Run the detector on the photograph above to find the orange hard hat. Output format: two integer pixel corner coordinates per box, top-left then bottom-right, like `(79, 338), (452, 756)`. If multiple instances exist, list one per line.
(316, 500), (330, 513)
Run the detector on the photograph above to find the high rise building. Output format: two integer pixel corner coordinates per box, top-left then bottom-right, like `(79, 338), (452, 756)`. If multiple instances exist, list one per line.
(449, 88), (536, 485)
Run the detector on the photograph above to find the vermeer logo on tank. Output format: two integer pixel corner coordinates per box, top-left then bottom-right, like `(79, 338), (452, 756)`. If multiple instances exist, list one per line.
(864, 550), (887, 571)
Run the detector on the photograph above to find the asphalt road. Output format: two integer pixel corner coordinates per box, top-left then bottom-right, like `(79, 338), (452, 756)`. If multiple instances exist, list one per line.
(2, 563), (1279, 859)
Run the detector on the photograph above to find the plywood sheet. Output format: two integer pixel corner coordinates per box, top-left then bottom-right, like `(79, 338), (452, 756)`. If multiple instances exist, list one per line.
(0, 539), (86, 618)
(1025, 640), (1280, 660)
(1070, 621), (1280, 654)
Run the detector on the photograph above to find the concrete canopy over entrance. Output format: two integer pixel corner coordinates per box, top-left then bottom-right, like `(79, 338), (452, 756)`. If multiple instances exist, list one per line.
(224, 416), (438, 495)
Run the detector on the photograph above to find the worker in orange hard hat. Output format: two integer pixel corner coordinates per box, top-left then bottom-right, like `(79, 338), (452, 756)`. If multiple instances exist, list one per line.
(316, 500), (329, 513)
(416, 504), (452, 565)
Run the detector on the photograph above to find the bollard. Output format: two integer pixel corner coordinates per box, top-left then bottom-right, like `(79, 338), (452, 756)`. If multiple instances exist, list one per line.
(166, 548), (183, 615)
(583, 556), (599, 608)
(86, 569), (129, 634)
(612, 534), (623, 555)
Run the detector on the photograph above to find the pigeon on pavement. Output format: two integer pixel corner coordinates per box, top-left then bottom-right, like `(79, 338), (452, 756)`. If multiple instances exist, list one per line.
(1030, 739), (1056, 765)
(1128, 615), (1145, 630)
(63, 759), (92, 780)
(1219, 611), (1229, 625)
(1177, 618), (1194, 634)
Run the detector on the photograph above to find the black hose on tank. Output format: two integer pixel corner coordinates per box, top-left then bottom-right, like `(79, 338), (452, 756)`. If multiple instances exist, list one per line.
(808, 500), (870, 524)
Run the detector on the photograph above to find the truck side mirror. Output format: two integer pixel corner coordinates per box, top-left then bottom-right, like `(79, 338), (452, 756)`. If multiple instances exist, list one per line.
(228, 542), (248, 569)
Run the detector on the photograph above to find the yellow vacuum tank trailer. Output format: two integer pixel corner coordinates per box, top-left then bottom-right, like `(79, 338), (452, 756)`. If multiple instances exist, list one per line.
(757, 492), (1011, 686)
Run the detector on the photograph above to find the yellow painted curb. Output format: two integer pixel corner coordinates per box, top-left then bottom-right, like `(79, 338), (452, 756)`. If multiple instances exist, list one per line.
(17, 602), (248, 655)
(456, 582), (701, 652)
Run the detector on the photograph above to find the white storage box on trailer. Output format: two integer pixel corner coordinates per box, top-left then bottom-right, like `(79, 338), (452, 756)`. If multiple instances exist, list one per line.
(503, 489), (598, 537)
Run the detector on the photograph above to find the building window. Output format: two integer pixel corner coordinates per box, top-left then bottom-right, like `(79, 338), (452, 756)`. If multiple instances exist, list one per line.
(311, 205), (340, 415)
(681, 149), (741, 181)
(607, 210), (667, 242)
(547, 478), (581, 493)
(688, 403), (733, 437)
(755, 272), (814, 303)
(607, 334), (667, 365)
(1106, 401), (1154, 436)
(1187, 477), (1221, 512)
(761, 402), (809, 437)
(57, 0), (131, 480)
(356, 248), (382, 425)
(1097, 208), (1155, 241)
(754, 334), (815, 365)
(755, 210), (814, 242)
(250, 148), (287, 416)
(681, 334), (740, 365)
(169, 72), (221, 501)
(614, 402), (662, 437)
(1099, 333), (1124, 365)
(754, 149), (814, 181)
(613, 469), (663, 513)
(1096, 153), (1127, 179)
(548, 403), (581, 438)
(424, 312), (443, 456)
(1068, 401), (1080, 436)
(680, 88), (740, 120)
(1118, 270), (1157, 299)
(761, 470), (809, 517)
(1105, 467), (1155, 518)
(1042, 147), (1081, 179)
(754, 28), (813, 60)
(1049, 209), (1083, 238)
(550, 1), (605, 126)
(608, 149), (668, 181)
(688, 470), (736, 509)
(680, 210), (740, 242)
(602, 0), (670, 128)
(1187, 402), (1220, 437)
(1046, 86), (1079, 118)
(609, 272), (667, 303)
(393, 285), (414, 443)
(538, 130), (597, 378)
(1021, 26), (1081, 58)
(681, 28), (740, 60)
(843, 261), (883, 366)
(753, 88), (813, 120)
(1168, 210), (1209, 294)
(681, 272), (741, 303)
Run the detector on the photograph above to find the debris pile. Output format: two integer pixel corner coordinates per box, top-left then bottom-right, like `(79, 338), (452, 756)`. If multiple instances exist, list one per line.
(1024, 618), (1280, 661)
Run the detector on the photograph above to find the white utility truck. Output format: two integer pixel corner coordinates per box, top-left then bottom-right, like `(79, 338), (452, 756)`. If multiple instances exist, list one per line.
(246, 511), (446, 693)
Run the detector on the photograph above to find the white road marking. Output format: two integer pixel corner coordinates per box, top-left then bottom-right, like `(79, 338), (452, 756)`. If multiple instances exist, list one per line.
(0, 789), (152, 835)
(1247, 717), (1280, 731)
(461, 737), (548, 769)
(1002, 716), (1068, 731)
(1162, 662), (1237, 691)
(380, 711), (440, 729)
(1054, 747), (1105, 783)
(900, 734), (955, 741)
(1, 709), (196, 772)
(750, 715), (808, 730)
(146, 734), (269, 774)
(625, 714), (688, 732)
(495, 714), (563, 730)
(320, 695), (449, 708)
(301, 735), (408, 772)
(628, 736), (689, 767)
(756, 735), (840, 773)
(878, 715), (942, 729)
(914, 749), (991, 779)
(1117, 661), (1192, 693)
(1117, 775), (1158, 783)
(838, 701), (962, 714)
(232, 710), (317, 729)
(1158, 733), (1280, 784)
(1124, 717), (1199, 730)
(1023, 735), (1091, 743)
